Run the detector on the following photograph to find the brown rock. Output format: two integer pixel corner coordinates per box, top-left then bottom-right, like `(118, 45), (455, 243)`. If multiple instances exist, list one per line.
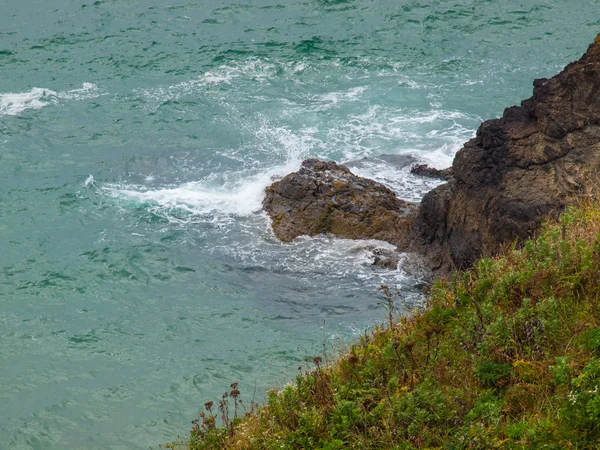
(263, 159), (417, 248)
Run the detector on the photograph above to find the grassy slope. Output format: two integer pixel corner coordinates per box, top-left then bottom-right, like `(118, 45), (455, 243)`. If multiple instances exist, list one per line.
(171, 201), (600, 449)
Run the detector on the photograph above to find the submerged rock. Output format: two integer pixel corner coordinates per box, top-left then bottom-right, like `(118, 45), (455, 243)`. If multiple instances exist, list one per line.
(371, 248), (401, 270)
(378, 154), (419, 169)
(418, 33), (600, 271)
(345, 154), (418, 170)
(263, 159), (417, 248)
(410, 164), (453, 181)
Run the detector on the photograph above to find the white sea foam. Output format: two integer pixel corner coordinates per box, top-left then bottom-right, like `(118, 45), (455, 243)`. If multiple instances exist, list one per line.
(107, 173), (276, 218)
(54, 83), (100, 101)
(326, 105), (478, 165)
(311, 86), (368, 110)
(340, 109), (474, 202)
(346, 160), (439, 203)
(133, 58), (286, 105)
(200, 72), (234, 85)
(103, 103), (475, 217)
(0, 88), (55, 116)
(133, 57), (387, 109)
(102, 114), (323, 222)
(103, 144), (305, 222)
(0, 83), (101, 116)
(396, 74), (431, 90)
(214, 232), (429, 292)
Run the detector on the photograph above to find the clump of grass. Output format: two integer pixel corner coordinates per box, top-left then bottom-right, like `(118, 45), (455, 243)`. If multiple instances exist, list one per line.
(172, 199), (600, 449)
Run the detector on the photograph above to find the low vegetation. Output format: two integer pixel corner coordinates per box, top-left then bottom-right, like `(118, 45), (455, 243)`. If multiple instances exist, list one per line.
(170, 199), (600, 449)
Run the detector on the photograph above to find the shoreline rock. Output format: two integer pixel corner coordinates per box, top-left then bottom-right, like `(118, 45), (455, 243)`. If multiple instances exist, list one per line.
(263, 159), (417, 248)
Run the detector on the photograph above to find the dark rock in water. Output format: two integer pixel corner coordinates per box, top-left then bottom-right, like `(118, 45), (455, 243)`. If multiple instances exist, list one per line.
(378, 154), (418, 169)
(371, 248), (400, 269)
(342, 156), (380, 169)
(410, 164), (454, 181)
(418, 34), (600, 271)
(263, 159), (417, 248)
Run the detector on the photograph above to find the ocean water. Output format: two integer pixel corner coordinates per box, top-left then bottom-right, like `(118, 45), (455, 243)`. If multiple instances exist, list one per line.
(0, 1), (598, 448)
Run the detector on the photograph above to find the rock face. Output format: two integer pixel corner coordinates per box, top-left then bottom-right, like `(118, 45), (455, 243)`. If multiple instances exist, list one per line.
(418, 34), (600, 271)
(263, 159), (417, 248)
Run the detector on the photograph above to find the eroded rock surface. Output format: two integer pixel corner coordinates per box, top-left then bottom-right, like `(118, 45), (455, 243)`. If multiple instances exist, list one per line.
(263, 159), (417, 248)
(418, 34), (600, 271)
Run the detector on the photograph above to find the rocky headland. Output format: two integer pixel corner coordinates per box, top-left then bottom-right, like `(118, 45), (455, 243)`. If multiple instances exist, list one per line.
(264, 34), (600, 275)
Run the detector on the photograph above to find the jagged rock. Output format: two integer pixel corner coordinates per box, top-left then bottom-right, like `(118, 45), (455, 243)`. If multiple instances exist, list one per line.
(410, 164), (454, 181)
(418, 34), (600, 271)
(263, 159), (417, 247)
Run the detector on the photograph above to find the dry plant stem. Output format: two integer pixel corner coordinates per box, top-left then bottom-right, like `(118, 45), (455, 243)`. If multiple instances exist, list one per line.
(378, 284), (399, 328)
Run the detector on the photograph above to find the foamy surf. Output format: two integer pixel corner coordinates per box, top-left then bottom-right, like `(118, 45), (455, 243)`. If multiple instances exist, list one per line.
(0, 88), (53, 116)
(311, 86), (369, 111)
(0, 83), (101, 116)
(131, 56), (436, 112)
(100, 104), (475, 220)
(213, 233), (430, 293)
(102, 159), (302, 221)
(345, 158), (446, 203)
(132, 58), (307, 112)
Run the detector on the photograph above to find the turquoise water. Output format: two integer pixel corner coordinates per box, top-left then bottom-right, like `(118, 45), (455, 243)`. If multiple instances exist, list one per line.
(0, 1), (598, 448)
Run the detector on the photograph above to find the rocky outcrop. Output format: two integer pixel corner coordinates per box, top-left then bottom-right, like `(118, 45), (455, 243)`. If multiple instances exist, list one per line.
(263, 34), (600, 275)
(263, 159), (417, 248)
(417, 33), (600, 271)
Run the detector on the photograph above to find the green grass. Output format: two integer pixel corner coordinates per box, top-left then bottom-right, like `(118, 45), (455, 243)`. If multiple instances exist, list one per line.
(169, 201), (600, 449)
